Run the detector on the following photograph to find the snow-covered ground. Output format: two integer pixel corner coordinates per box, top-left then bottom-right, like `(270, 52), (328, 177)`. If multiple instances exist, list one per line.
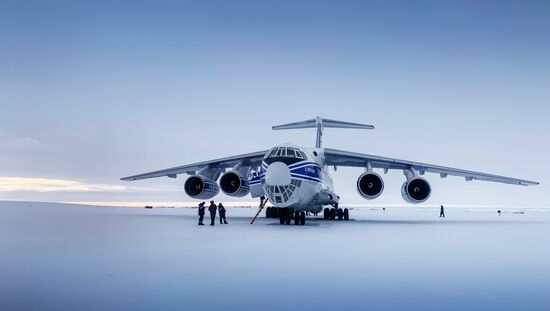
(1, 201), (549, 310)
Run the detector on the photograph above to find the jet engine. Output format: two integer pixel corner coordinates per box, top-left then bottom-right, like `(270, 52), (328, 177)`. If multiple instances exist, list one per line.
(357, 172), (384, 199)
(401, 177), (431, 204)
(219, 171), (250, 197)
(184, 175), (220, 199)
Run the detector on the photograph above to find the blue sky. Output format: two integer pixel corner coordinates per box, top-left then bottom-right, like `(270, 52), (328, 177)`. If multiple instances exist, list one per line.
(0, 0), (548, 206)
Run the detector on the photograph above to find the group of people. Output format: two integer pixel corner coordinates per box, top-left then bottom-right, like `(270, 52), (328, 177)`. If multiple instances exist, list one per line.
(198, 201), (228, 226)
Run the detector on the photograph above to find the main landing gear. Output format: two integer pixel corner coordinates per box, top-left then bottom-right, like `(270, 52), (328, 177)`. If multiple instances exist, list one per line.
(267, 205), (350, 225)
(323, 205), (349, 221)
(267, 206), (349, 225)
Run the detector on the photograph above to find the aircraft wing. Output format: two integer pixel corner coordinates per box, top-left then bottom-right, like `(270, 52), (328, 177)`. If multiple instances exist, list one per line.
(121, 150), (268, 181)
(324, 148), (539, 186)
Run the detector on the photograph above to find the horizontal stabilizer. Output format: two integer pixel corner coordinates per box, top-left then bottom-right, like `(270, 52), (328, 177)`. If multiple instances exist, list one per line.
(272, 117), (374, 148)
(272, 117), (374, 130)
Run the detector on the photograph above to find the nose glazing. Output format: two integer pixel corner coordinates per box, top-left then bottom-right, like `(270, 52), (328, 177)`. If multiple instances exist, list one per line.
(265, 162), (291, 186)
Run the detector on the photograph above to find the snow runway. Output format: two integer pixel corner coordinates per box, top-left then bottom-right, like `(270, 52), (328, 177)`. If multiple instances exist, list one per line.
(1, 202), (549, 310)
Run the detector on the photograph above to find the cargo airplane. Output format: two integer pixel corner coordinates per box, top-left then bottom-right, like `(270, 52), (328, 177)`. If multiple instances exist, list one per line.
(122, 117), (538, 225)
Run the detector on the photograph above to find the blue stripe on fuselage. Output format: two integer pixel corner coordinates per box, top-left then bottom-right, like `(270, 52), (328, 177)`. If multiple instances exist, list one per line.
(290, 165), (321, 180)
(290, 174), (321, 183)
(288, 161), (320, 169)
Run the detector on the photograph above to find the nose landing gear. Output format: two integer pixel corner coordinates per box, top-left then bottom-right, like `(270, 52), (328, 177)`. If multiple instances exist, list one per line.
(265, 206), (279, 219)
(278, 208), (305, 225)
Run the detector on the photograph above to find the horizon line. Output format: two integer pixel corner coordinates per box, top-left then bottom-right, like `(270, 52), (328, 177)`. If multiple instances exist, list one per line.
(0, 200), (548, 209)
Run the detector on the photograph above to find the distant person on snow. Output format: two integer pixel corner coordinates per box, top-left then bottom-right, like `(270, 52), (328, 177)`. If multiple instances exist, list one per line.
(197, 202), (206, 226)
(218, 203), (228, 224)
(208, 201), (217, 226)
(440, 205), (445, 218)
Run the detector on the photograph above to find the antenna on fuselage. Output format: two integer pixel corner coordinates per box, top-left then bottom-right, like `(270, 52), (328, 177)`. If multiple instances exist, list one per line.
(272, 116), (375, 148)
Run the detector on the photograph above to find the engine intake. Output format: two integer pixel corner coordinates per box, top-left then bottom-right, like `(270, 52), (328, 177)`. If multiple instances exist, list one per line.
(401, 177), (431, 204)
(184, 175), (219, 199)
(357, 172), (384, 199)
(219, 171), (250, 197)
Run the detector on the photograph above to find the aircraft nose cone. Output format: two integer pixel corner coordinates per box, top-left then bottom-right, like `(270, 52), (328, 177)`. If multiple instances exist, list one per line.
(265, 162), (291, 186)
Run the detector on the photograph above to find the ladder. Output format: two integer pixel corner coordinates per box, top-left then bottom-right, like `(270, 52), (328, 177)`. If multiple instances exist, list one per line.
(250, 197), (268, 224)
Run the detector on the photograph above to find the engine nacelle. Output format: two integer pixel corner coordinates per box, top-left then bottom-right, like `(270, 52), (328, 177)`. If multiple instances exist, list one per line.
(219, 171), (250, 197)
(357, 172), (384, 199)
(401, 177), (431, 204)
(184, 175), (219, 199)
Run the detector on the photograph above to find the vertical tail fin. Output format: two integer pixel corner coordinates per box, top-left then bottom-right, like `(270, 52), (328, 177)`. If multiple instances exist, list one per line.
(272, 117), (374, 148)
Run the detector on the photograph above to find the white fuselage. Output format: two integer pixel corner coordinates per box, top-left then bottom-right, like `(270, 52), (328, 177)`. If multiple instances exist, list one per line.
(256, 145), (338, 213)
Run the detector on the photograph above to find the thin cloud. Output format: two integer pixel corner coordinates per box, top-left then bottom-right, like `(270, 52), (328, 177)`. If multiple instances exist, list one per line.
(0, 134), (60, 151)
(0, 177), (126, 192)
(0, 134), (39, 147)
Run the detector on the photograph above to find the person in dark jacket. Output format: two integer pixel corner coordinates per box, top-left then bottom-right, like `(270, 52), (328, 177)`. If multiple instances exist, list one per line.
(208, 201), (217, 225)
(197, 202), (206, 225)
(218, 203), (228, 224)
(440, 205), (445, 218)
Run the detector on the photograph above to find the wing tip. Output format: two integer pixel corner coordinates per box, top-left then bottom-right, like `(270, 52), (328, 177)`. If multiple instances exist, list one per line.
(519, 181), (539, 186)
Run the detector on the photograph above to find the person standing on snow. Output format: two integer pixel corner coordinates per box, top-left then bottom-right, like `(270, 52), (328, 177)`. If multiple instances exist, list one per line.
(218, 203), (228, 224)
(197, 202), (206, 225)
(208, 201), (217, 226)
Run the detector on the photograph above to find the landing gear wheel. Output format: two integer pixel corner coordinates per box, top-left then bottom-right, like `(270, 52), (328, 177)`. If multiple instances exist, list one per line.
(300, 212), (306, 225)
(273, 208), (279, 218)
(279, 212), (285, 225)
(266, 207), (272, 218)
(323, 208), (330, 220)
(343, 208), (349, 221)
(330, 208), (336, 220)
(284, 209), (291, 225)
(294, 212), (300, 225)
(337, 208), (344, 220)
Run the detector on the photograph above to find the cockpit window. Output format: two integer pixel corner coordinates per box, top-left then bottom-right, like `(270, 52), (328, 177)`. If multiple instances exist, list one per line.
(287, 148), (296, 158)
(267, 148), (278, 158)
(263, 147), (305, 165)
